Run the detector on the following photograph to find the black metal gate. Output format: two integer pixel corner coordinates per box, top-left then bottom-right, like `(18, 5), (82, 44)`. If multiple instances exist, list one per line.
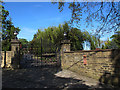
(20, 38), (61, 68)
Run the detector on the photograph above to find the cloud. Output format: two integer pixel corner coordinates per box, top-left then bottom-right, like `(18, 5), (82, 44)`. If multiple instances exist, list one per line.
(18, 27), (38, 41)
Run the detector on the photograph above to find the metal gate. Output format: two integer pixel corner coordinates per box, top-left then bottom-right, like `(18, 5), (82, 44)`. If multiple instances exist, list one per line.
(20, 38), (61, 68)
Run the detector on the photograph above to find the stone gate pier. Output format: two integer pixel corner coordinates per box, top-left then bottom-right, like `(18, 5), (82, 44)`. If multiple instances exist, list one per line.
(1, 39), (21, 69)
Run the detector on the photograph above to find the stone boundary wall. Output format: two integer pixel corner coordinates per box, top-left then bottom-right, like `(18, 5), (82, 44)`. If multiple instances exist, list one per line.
(1, 39), (21, 69)
(1, 51), (20, 68)
(61, 49), (120, 82)
(1, 51), (14, 68)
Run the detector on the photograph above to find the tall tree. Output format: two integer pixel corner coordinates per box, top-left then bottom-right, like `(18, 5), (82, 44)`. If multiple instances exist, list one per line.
(102, 37), (119, 49)
(52, 2), (120, 36)
(83, 31), (100, 50)
(69, 28), (84, 50)
(30, 22), (100, 52)
(1, 3), (20, 51)
(110, 31), (120, 48)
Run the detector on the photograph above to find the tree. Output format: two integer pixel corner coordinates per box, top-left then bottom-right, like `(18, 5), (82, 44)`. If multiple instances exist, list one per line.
(19, 38), (29, 48)
(30, 23), (65, 54)
(82, 31), (101, 50)
(102, 44), (105, 49)
(31, 22), (100, 52)
(110, 31), (120, 48)
(52, 1), (119, 36)
(103, 37), (119, 49)
(109, 40), (119, 49)
(104, 39), (112, 49)
(1, 3), (20, 51)
(69, 28), (84, 50)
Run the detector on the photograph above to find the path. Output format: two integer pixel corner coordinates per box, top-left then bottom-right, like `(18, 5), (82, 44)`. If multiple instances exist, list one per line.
(2, 67), (113, 89)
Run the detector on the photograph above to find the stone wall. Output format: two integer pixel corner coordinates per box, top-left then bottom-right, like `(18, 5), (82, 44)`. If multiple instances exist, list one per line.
(61, 49), (120, 86)
(1, 50), (20, 69)
(1, 51), (14, 68)
(1, 39), (21, 69)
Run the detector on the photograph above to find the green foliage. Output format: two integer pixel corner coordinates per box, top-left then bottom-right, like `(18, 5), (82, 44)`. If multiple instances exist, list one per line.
(30, 23), (84, 52)
(103, 37), (119, 49)
(83, 31), (100, 50)
(19, 38), (29, 48)
(110, 31), (120, 48)
(30, 22), (101, 52)
(102, 31), (120, 49)
(69, 28), (84, 50)
(1, 4), (20, 51)
(30, 24), (64, 54)
(104, 39), (111, 49)
(102, 44), (105, 49)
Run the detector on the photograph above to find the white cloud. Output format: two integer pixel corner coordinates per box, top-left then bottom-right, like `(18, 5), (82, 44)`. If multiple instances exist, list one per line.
(18, 27), (38, 41)
(21, 27), (37, 33)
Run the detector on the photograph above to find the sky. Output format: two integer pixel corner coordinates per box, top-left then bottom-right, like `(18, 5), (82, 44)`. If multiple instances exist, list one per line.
(4, 2), (115, 41)
(3, 0), (119, 2)
(3, 2), (117, 50)
(4, 2), (72, 41)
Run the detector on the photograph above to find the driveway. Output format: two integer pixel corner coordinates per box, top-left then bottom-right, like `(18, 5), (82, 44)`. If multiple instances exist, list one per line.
(2, 67), (113, 89)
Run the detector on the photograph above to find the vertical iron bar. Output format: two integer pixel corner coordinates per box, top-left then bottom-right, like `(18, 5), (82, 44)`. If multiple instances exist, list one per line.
(37, 45), (38, 66)
(41, 38), (42, 66)
(49, 39), (51, 66)
(4, 50), (6, 68)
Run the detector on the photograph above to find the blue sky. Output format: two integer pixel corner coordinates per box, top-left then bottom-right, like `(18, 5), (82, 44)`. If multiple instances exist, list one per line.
(4, 2), (72, 41)
(4, 2), (113, 41)
(3, 2), (116, 48)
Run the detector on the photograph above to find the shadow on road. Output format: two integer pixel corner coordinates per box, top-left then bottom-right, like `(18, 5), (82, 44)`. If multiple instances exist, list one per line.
(2, 67), (91, 89)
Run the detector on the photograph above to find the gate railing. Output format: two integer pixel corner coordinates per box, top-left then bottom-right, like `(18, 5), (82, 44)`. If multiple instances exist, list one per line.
(20, 38), (61, 68)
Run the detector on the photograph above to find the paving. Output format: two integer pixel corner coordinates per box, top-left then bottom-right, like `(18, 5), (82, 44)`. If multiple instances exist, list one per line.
(2, 67), (113, 89)
(55, 69), (99, 87)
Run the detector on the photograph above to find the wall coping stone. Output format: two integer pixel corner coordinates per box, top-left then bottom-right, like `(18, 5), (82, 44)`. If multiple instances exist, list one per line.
(64, 49), (120, 53)
(61, 40), (71, 44)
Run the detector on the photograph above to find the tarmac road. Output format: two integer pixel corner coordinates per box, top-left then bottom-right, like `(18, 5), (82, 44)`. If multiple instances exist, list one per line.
(2, 67), (113, 89)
